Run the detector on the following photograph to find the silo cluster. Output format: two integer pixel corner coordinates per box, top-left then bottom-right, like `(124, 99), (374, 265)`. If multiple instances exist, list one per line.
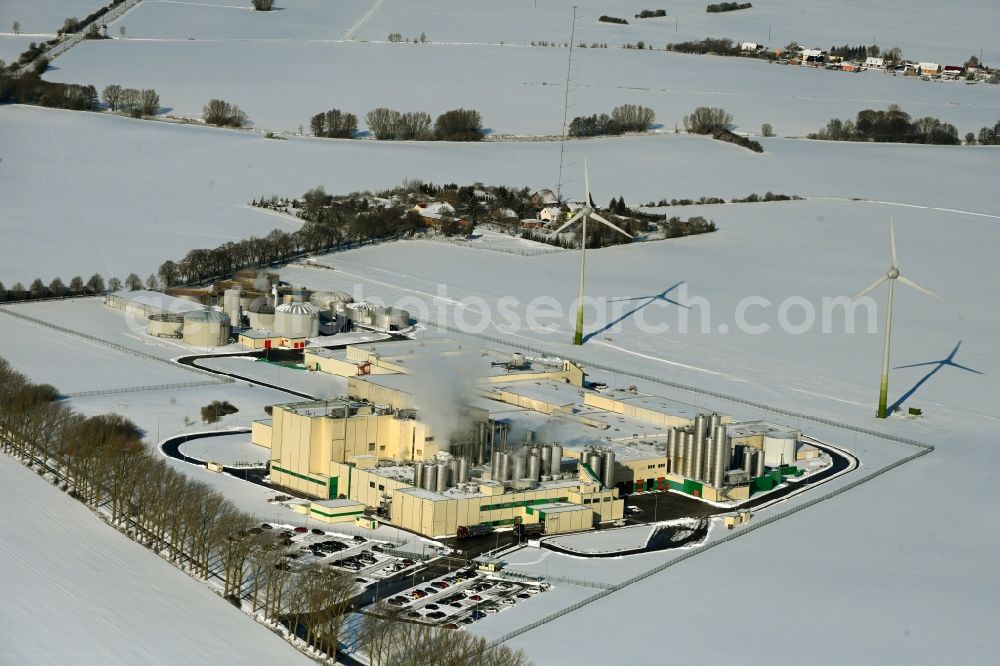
(345, 302), (411, 331)
(580, 447), (617, 489)
(490, 441), (567, 484)
(666, 413), (739, 488)
(274, 302), (320, 338)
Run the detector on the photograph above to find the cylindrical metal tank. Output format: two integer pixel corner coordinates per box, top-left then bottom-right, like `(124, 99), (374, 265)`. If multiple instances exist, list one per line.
(528, 454), (541, 481)
(491, 451), (501, 480)
(274, 302), (320, 338)
(709, 412), (722, 434)
(309, 290), (354, 311)
(458, 457), (470, 484)
(498, 452), (510, 482)
(667, 429), (679, 474)
(601, 450), (616, 488)
(694, 414), (706, 439)
(743, 449), (756, 477)
(413, 462), (424, 489)
(712, 429), (727, 488)
(705, 437), (716, 484)
(587, 452), (603, 479)
(436, 463), (448, 492)
(423, 464), (437, 491)
(550, 444), (562, 474)
(692, 434), (705, 482)
(448, 458), (459, 486)
(540, 445), (552, 475)
(147, 314), (184, 338)
(754, 450), (766, 477)
(182, 310), (230, 347)
(223, 287), (242, 323)
(513, 452), (527, 481)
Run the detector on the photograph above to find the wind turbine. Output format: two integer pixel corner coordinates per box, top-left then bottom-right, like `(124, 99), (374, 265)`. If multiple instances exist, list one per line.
(553, 160), (633, 345)
(853, 218), (942, 418)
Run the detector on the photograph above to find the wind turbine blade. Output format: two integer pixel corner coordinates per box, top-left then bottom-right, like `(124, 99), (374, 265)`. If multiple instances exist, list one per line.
(897, 275), (942, 300)
(852, 275), (888, 300)
(889, 217), (898, 269)
(584, 159), (590, 209)
(893, 361), (942, 370)
(949, 362), (983, 375)
(553, 211), (585, 234)
(589, 212), (633, 238)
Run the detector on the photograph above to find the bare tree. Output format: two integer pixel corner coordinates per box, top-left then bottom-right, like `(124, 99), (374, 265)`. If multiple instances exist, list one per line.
(203, 98), (249, 127)
(118, 25), (126, 39)
(251, 0), (275, 9)
(139, 88), (160, 116)
(366, 107), (401, 140)
(683, 106), (733, 134)
(49, 277), (67, 297)
(102, 84), (123, 111)
(86, 273), (105, 293)
(13, 21), (21, 35)
(145, 273), (158, 290)
(124, 273), (143, 291)
(396, 111), (432, 140)
(69, 275), (85, 295)
(611, 103), (655, 132)
(108, 276), (122, 292)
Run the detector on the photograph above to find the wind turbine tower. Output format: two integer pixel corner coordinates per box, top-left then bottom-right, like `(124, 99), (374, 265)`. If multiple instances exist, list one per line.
(853, 218), (941, 418)
(553, 160), (633, 345)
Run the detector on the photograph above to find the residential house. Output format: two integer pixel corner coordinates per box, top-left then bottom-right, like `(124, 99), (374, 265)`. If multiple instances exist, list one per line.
(918, 62), (941, 76)
(942, 65), (964, 78)
(530, 189), (559, 209)
(864, 56), (885, 69)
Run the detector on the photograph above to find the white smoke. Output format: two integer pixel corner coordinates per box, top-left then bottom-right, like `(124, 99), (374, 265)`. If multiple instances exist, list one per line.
(404, 349), (482, 451)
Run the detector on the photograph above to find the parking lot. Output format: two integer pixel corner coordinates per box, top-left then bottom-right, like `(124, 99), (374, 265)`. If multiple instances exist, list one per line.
(380, 568), (550, 630)
(261, 523), (417, 585)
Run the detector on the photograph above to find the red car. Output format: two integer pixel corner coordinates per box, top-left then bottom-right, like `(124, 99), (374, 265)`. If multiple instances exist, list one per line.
(432, 581), (449, 589)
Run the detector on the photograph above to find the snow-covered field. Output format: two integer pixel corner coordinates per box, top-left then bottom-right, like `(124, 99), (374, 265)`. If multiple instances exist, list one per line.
(349, 0), (1000, 65)
(0, 453), (312, 665)
(2, 105), (998, 285)
(0, 0), (107, 34)
(44, 39), (1000, 136)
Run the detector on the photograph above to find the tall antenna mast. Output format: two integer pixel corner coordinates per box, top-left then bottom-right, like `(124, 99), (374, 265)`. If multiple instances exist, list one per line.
(556, 5), (577, 202)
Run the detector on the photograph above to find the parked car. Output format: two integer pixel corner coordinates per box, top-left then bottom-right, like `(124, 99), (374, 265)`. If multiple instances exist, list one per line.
(432, 581), (449, 589)
(425, 603), (439, 610)
(294, 526), (308, 533)
(311, 528), (325, 535)
(443, 623), (459, 630)
(427, 611), (446, 619)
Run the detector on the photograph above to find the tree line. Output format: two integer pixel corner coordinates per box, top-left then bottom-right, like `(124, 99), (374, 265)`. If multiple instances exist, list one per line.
(706, 2), (752, 12)
(807, 105), (961, 144)
(305, 107), (482, 141)
(0, 359), (533, 664)
(683, 106), (764, 152)
(568, 104), (656, 137)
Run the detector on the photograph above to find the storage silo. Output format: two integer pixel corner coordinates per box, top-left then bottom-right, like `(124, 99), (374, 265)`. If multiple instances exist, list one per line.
(587, 452), (603, 479)
(309, 290), (353, 312)
(513, 453), (527, 481)
(413, 462), (424, 489)
(528, 453), (541, 482)
(705, 438), (716, 484)
(694, 414), (707, 439)
(601, 450), (616, 489)
(550, 444), (562, 475)
(709, 412), (722, 433)
(754, 450), (766, 477)
(711, 428), (727, 488)
(182, 310), (230, 347)
(448, 458), (459, 486)
(246, 302), (275, 331)
(763, 433), (798, 467)
(147, 314), (184, 339)
(435, 463), (448, 492)
(692, 434), (705, 482)
(423, 464), (437, 491)
(743, 449), (757, 477)
(667, 429), (679, 474)
(490, 451), (501, 480)
(274, 302), (320, 338)
(223, 287), (242, 324)
(498, 452), (511, 482)
(540, 445), (552, 475)
(458, 457), (470, 484)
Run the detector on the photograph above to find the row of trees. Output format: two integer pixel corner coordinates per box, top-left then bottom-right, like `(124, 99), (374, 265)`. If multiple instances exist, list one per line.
(310, 108), (358, 138)
(568, 104), (656, 137)
(706, 2), (752, 12)
(0, 359), (359, 657)
(102, 84), (160, 117)
(807, 105), (961, 144)
(0, 361), (535, 664)
(972, 120), (1000, 145)
(367, 107), (482, 141)
(0, 273), (165, 303)
(0, 66), (101, 110)
(635, 9), (667, 18)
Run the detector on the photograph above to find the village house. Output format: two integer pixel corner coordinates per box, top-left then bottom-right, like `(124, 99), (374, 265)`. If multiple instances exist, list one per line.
(918, 62), (941, 76)
(530, 189), (559, 209)
(865, 56), (885, 69)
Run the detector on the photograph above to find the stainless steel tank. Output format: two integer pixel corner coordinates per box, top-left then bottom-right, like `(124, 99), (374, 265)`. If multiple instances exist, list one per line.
(436, 463), (448, 492)
(448, 458), (459, 486)
(709, 412), (722, 433)
(513, 453), (527, 481)
(423, 464), (437, 491)
(528, 454), (541, 481)
(550, 444), (562, 474)
(499, 452), (510, 482)
(692, 434), (705, 482)
(743, 449), (756, 477)
(491, 451), (500, 480)
(705, 438), (716, 485)
(601, 450), (616, 488)
(694, 414), (707, 439)
(587, 452), (603, 479)
(458, 457), (470, 484)
(540, 445), (552, 475)
(754, 449), (766, 477)
(413, 462), (424, 488)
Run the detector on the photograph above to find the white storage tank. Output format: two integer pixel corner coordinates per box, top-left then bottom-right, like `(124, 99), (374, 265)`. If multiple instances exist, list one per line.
(309, 290), (354, 311)
(763, 433), (798, 467)
(146, 314), (184, 339)
(246, 303), (275, 331)
(387, 307), (411, 330)
(223, 287), (243, 325)
(183, 310), (231, 347)
(274, 302), (320, 338)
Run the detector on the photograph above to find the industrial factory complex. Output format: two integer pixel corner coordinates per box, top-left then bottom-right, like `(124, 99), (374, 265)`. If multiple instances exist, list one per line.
(246, 336), (826, 539)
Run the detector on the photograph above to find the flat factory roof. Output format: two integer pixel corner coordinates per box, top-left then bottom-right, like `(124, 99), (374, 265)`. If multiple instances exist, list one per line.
(593, 389), (703, 420)
(312, 499), (364, 509)
(532, 502), (591, 514)
(727, 421), (800, 439)
(279, 399), (364, 418)
(108, 290), (206, 314)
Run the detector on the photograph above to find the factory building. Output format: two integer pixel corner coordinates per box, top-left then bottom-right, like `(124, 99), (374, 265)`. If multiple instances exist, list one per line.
(253, 338), (810, 536)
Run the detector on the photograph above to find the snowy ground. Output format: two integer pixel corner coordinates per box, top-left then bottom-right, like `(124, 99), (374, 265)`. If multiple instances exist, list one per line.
(0, 33), (42, 63)
(177, 430), (268, 467)
(44, 38), (1000, 137)
(0, 453), (313, 665)
(2, 105), (998, 286)
(195, 355), (348, 399)
(0, 0), (107, 35)
(348, 0), (1000, 65)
